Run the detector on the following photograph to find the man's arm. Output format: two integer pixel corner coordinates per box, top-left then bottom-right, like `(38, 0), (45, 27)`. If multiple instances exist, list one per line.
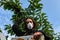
(12, 23), (25, 36)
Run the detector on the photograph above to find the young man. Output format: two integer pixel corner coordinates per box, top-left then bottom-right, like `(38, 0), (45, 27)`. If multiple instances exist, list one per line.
(12, 17), (51, 40)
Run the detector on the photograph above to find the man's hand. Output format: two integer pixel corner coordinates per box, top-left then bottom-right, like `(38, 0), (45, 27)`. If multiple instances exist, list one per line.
(17, 38), (23, 40)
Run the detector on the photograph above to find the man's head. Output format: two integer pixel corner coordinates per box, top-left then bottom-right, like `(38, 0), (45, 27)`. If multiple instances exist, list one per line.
(24, 17), (37, 30)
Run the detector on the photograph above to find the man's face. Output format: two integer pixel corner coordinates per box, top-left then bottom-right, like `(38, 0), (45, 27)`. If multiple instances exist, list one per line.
(26, 18), (34, 28)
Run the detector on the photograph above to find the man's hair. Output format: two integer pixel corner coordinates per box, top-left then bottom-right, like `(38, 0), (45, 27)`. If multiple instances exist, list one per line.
(24, 17), (37, 30)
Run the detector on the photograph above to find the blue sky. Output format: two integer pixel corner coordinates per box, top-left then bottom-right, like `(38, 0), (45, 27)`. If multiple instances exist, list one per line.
(0, 0), (60, 39)
(0, 8), (13, 28)
(41, 0), (60, 33)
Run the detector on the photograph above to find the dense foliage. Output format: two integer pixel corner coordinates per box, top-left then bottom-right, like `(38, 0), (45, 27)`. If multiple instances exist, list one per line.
(0, 0), (54, 40)
(54, 32), (60, 40)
